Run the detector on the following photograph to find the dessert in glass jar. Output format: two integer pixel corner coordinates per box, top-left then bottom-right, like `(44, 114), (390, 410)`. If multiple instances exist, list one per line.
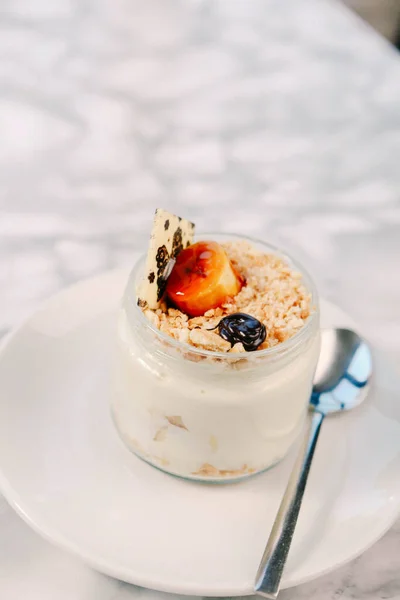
(112, 210), (320, 482)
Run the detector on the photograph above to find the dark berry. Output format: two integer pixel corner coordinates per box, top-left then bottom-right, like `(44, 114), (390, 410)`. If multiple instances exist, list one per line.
(218, 313), (266, 352)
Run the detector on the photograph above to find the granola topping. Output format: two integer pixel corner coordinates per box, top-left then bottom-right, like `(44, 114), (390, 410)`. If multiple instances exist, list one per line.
(140, 240), (312, 353)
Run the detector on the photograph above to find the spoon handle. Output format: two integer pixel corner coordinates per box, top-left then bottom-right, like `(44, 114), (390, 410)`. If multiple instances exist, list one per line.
(254, 410), (324, 599)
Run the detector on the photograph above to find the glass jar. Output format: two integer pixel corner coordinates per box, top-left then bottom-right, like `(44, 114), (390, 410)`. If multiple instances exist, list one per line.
(111, 234), (320, 482)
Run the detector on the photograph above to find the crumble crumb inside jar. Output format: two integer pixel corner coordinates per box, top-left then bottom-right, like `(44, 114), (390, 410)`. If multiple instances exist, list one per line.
(112, 211), (320, 483)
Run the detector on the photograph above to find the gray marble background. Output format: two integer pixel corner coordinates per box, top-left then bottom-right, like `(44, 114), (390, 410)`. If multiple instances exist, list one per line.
(1, 0), (400, 598)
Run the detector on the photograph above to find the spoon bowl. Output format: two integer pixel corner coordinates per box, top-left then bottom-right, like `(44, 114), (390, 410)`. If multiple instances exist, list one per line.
(312, 328), (372, 414)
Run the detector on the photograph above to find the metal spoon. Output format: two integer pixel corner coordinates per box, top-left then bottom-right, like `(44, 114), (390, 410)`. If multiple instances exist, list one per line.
(255, 328), (372, 599)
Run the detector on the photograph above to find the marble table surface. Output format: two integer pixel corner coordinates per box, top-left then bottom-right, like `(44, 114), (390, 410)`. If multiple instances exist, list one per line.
(1, 0), (400, 598)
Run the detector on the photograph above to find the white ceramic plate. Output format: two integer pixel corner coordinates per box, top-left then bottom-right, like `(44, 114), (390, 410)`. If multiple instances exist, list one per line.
(0, 269), (400, 597)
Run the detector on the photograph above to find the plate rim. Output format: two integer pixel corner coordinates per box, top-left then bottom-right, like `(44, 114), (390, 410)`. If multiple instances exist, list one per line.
(0, 268), (400, 596)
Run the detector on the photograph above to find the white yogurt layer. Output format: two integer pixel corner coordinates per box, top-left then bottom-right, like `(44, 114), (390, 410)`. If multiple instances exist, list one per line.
(112, 304), (320, 481)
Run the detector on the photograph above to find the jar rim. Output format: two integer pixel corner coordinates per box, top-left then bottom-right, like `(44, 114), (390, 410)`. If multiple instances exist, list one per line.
(127, 233), (319, 361)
